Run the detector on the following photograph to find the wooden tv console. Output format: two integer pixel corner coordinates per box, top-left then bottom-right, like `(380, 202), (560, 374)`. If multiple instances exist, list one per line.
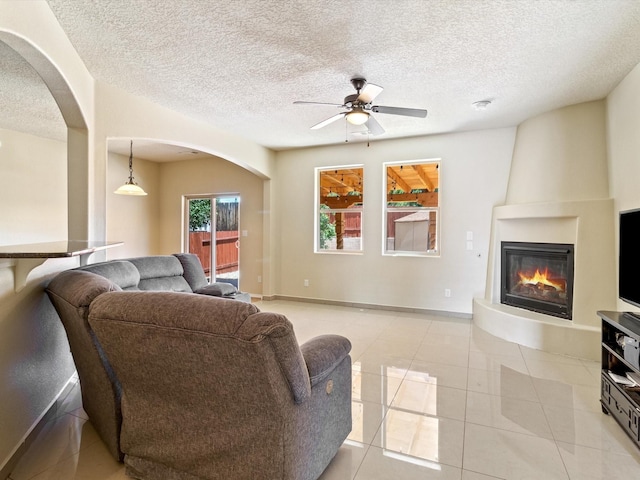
(599, 310), (640, 448)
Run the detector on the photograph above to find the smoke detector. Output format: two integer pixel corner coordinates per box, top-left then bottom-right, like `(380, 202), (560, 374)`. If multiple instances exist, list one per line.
(472, 100), (492, 110)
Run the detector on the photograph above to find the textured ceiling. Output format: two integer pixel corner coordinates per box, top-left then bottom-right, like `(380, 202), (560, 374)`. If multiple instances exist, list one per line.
(0, 42), (65, 140)
(3, 0), (640, 155)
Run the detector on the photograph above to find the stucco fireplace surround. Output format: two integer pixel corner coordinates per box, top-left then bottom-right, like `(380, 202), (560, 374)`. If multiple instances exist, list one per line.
(473, 100), (617, 361)
(474, 199), (614, 360)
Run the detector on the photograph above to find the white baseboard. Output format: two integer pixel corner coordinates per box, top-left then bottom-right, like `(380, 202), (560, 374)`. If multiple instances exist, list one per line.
(263, 295), (472, 319)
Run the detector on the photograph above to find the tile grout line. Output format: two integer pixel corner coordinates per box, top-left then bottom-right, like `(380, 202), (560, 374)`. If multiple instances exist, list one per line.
(460, 324), (472, 476)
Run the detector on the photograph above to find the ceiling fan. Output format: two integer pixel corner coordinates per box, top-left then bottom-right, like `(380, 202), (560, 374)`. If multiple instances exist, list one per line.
(294, 78), (428, 135)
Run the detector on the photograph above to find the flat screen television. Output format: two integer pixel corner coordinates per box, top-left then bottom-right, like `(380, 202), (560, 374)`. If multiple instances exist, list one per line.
(619, 208), (640, 313)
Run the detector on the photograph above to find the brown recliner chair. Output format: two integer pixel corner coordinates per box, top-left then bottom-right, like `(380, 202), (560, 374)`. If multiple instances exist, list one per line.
(87, 290), (352, 480)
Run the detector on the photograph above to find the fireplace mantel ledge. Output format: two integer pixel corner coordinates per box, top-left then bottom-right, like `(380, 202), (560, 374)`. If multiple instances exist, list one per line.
(472, 297), (599, 360)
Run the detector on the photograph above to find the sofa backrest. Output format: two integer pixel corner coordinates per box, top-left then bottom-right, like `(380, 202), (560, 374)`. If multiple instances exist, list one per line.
(75, 260), (140, 290)
(88, 291), (312, 477)
(125, 255), (192, 292)
(172, 252), (208, 290)
(45, 270), (124, 461)
(76, 255), (200, 292)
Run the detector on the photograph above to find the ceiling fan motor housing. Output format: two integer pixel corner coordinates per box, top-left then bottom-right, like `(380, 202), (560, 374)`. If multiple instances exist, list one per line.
(350, 77), (367, 92)
(344, 93), (360, 107)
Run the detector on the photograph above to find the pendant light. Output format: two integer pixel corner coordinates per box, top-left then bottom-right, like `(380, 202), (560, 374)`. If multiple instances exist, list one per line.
(114, 140), (147, 196)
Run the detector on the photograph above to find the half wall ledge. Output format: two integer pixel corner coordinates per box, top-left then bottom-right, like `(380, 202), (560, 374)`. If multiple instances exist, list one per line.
(0, 240), (123, 292)
(473, 297), (599, 360)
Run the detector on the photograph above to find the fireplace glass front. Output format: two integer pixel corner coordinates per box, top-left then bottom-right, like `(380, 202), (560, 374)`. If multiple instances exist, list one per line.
(501, 242), (574, 320)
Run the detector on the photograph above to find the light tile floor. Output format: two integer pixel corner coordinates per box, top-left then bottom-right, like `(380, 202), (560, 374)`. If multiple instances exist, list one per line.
(8, 300), (640, 480)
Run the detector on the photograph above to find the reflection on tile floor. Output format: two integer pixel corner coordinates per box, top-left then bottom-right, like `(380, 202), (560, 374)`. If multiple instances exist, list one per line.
(8, 300), (640, 480)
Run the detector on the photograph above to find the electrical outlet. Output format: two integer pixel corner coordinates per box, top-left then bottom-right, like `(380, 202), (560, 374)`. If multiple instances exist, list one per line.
(304, 279), (310, 287)
(444, 289), (452, 297)
(257, 275), (262, 283)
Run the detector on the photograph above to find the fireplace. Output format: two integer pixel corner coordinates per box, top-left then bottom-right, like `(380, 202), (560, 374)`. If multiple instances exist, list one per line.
(501, 242), (574, 320)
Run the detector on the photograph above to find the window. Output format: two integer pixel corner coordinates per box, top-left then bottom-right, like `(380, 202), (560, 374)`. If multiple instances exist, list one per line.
(316, 166), (364, 252)
(384, 160), (440, 255)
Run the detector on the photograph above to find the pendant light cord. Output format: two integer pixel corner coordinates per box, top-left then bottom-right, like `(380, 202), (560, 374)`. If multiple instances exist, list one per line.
(128, 140), (135, 182)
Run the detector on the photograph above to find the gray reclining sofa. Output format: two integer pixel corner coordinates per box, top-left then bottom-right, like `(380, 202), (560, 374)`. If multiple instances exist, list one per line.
(45, 253), (352, 480)
(76, 253), (251, 302)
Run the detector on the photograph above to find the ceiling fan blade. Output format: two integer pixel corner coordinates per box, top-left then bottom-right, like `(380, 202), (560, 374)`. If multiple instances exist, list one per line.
(365, 115), (385, 136)
(311, 112), (347, 130)
(294, 101), (344, 107)
(371, 105), (428, 118)
(357, 83), (383, 104)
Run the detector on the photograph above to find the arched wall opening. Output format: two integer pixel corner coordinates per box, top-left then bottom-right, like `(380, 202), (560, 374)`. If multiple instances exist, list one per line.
(0, 32), (92, 243)
(105, 137), (269, 296)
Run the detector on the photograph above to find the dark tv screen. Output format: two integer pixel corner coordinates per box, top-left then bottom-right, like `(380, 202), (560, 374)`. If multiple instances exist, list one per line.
(619, 208), (640, 309)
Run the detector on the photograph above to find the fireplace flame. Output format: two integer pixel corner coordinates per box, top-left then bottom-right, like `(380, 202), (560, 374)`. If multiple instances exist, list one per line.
(518, 267), (565, 292)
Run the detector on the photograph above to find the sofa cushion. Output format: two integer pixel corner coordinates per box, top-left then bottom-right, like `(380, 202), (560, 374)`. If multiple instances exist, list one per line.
(173, 253), (208, 291)
(195, 282), (238, 297)
(77, 260), (140, 290)
(126, 256), (192, 292)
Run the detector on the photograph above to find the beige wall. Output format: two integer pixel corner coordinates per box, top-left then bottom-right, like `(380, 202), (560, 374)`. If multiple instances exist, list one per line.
(607, 62), (640, 312)
(94, 82), (275, 180)
(0, 128), (67, 245)
(275, 128), (516, 314)
(0, 128), (76, 470)
(158, 156), (265, 295)
(507, 100), (609, 204)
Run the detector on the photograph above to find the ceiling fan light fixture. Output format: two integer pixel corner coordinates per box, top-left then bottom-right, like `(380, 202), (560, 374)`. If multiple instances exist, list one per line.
(346, 110), (369, 125)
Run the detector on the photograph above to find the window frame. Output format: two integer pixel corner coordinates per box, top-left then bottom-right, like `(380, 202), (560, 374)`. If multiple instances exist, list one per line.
(382, 159), (441, 257)
(183, 193), (241, 284)
(314, 165), (364, 254)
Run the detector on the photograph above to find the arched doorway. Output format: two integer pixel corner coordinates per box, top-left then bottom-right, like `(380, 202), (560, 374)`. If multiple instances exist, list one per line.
(0, 32), (93, 242)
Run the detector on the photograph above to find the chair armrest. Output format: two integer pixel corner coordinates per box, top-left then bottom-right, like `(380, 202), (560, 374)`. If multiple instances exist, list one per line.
(300, 335), (352, 387)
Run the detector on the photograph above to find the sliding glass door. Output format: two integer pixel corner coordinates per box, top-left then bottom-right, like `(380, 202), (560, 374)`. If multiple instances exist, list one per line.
(185, 195), (240, 287)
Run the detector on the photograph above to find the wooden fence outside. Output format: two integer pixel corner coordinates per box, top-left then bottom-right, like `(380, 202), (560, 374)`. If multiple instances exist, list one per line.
(325, 210), (436, 251)
(325, 211), (432, 237)
(189, 231), (239, 276)
(326, 212), (361, 237)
